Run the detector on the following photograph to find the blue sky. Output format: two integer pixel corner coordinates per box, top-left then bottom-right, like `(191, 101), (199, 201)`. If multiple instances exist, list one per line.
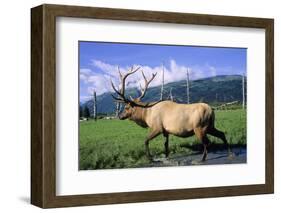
(79, 41), (246, 102)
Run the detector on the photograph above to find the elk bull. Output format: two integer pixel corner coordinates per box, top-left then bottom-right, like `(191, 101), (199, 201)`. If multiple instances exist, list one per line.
(111, 66), (232, 162)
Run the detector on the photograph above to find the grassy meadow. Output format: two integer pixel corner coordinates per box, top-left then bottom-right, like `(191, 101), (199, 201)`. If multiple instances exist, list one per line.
(79, 109), (246, 170)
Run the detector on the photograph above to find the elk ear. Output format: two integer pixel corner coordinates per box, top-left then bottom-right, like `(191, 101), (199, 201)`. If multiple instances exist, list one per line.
(128, 102), (135, 107)
(129, 96), (141, 103)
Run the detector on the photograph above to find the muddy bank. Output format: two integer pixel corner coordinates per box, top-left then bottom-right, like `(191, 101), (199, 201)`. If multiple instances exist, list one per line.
(140, 147), (246, 167)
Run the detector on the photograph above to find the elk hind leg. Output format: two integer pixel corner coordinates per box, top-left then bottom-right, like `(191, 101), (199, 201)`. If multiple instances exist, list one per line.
(201, 136), (211, 161)
(207, 127), (233, 157)
(194, 128), (209, 162)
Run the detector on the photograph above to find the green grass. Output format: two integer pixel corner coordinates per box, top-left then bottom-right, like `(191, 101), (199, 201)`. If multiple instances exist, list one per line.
(79, 109), (246, 170)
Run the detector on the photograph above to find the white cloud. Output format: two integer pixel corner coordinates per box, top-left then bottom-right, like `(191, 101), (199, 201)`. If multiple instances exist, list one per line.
(80, 68), (92, 83)
(80, 95), (92, 102)
(87, 74), (112, 95)
(208, 65), (217, 76)
(80, 59), (221, 96)
(91, 60), (117, 76)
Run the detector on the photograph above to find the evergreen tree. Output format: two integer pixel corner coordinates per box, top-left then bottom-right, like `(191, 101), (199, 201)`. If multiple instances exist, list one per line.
(83, 106), (90, 120)
(79, 105), (83, 118)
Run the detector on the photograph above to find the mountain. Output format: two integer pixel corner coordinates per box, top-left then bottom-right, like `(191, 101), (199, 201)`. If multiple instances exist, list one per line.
(82, 75), (246, 115)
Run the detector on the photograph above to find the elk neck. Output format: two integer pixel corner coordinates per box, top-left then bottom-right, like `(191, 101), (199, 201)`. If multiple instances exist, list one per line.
(129, 106), (149, 128)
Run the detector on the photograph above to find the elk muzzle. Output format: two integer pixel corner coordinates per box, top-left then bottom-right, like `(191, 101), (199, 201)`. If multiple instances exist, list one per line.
(118, 111), (129, 120)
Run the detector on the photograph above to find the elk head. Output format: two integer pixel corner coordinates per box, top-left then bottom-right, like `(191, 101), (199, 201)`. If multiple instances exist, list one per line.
(111, 66), (157, 120)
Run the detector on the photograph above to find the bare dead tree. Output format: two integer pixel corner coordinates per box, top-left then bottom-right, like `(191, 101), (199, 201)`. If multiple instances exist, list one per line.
(115, 102), (120, 118)
(160, 63), (165, 101)
(169, 88), (174, 101)
(186, 68), (190, 104)
(92, 90), (97, 121)
(242, 74), (245, 109)
(115, 66), (122, 118)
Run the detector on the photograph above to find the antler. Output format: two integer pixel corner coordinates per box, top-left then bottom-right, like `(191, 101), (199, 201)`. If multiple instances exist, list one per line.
(111, 66), (141, 102)
(136, 71), (157, 100)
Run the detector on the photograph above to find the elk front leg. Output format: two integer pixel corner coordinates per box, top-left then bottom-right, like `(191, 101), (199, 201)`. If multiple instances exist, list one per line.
(163, 132), (169, 158)
(144, 130), (160, 161)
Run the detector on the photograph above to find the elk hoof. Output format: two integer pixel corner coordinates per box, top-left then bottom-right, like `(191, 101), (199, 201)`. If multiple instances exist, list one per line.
(228, 152), (235, 160)
(191, 160), (203, 165)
